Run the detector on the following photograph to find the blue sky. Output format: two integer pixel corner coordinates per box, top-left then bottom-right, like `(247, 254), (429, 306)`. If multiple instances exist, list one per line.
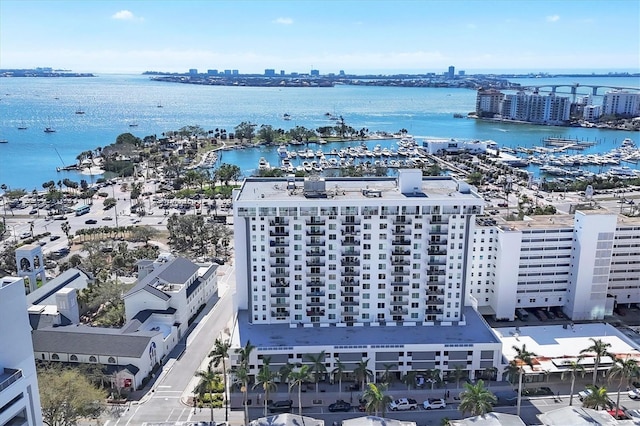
(1, 0), (638, 75)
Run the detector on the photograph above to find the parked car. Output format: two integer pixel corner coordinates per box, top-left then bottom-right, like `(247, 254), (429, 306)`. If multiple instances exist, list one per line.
(515, 308), (529, 321)
(19, 231), (32, 239)
(578, 388), (592, 401)
(328, 400), (352, 412)
(545, 310), (556, 320)
(423, 398), (446, 410)
(628, 388), (640, 400)
(85, 219), (98, 224)
(102, 216), (113, 221)
(49, 235), (61, 241)
(267, 400), (293, 413)
(522, 386), (554, 396)
(494, 390), (518, 406)
(388, 398), (418, 411)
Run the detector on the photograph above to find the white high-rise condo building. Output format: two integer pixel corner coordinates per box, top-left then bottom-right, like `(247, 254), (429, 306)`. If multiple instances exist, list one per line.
(230, 171), (503, 384)
(0, 277), (43, 426)
(602, 90), (640, 117)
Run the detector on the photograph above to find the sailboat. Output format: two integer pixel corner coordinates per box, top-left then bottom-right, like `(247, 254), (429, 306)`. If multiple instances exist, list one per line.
(75, 106), (85, 115)
(44, 118), (56, 133)
(17, 120), (28, 130)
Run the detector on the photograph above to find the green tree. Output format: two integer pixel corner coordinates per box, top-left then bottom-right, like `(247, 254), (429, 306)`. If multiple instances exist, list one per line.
(380, 363), (396, 386)
(208, 338), (231, 423)
(361, 382), (391, 417)
(513, 344), (537, 417)
(402, 370), (417, 390)
(458, 379), (497, 417)
(253, 364), (277, 417)
(38, 365), (107, 426)
(304, 350), (327, 393)
(450, 365), (468, 389)
(234, 121), (257, 143)
(581, 385), (610, 410)
(331, 359), (347, 400)
(195, 366), (221, 424)
(289, 365), (312, 416)
(562, 360), (585, 406)
(234, 366), (250, 426)
(353, 359), (373, 391)
(580, 338), (613, 386)
(257, 125), (279, 144)
(608, 357), (638, 416)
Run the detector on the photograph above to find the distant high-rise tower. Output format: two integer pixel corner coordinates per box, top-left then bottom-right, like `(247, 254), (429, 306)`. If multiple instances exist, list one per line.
(448, 66), (455, 79)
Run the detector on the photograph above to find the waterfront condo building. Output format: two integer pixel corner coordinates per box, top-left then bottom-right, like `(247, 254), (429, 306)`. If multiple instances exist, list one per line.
(0, 277), (43, 426)
(230, 171), (503, 384)
(602, 90), (640, 117)
(475, 88), (504, 118)
(467, 211), (640, 321)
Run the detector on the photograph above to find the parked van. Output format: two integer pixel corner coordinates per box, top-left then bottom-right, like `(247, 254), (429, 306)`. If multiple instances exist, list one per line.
(515, 308), (529, 321)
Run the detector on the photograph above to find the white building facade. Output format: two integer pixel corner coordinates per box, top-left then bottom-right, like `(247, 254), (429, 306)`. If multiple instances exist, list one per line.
(602, 90), (640, 117)
(230, 171), (504, 383)
(0, 277), (43, 426)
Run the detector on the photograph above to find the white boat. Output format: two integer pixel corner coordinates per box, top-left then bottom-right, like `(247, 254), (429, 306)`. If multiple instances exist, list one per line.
(17, 120), (28, 130)
(258, 157), (270, 170)
(283, 113), (291, 121)
(0, 139), (8, 144)
(277, 145), (288, 158)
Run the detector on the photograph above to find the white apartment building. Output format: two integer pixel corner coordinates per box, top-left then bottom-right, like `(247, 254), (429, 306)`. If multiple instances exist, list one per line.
(467, 211), (640, 321)
(583, 104), (602, 121)
(602, 90), (640, 117)
(0, 277), (43, 426)
(230, 171), (504, 383)
(475, 88), (504, 117)
(504, 92), (570, 125)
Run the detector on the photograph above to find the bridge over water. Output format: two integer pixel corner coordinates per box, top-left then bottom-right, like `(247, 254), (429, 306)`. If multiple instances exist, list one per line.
(519, 83), (640, 98)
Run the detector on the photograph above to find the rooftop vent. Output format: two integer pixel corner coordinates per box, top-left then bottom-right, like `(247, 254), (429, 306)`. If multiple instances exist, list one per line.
(303, 177), (327, 198)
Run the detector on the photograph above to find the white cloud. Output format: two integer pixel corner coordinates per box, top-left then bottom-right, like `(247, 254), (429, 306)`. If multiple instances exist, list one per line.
(112, 10), (135, 20)
(546, 15), (560, 23)
(273, 17), (293, 25)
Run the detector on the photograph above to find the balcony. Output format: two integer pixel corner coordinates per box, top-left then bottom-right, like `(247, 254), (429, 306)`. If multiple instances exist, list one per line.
(307, 239), (325, 247)
(342, 219), (361, 225)
(341, 299), (359, 306)
(341, 279), (360, 286)
(271, 271), (289, 278)
(342, 239), (361, 246)
(390, 308), (408, 315)
(0, 368), (23, 392)
(430, 227), (448, 235)
(428, 259), (447, 266)
(307, 290), (325, 297)
(270, 240), (289, 247)
(391, 258), (410, 266)
(426, 298), (445, 305)
(391, 279), (410, 286)
(307, 270), (325, 277)
(393, 248), (410, 256)
(391, 238), (411, 246)
(306, 258), (326, 267)
(428, 248), (446, 255)
(270, 250), (289, 257)
(427, 269), (446, 276)
(391, 269), (410, 276)
(271, 291), (290, 297)
(306, 280), (325, 287)
(425, 308), (443, 315)
(390, 290), (409, 296)
(270, 261), (290, 268)
(271, 310), (290, 317)
(270, 281), (290, 288)
(341, 290), (359, 297)
(426, 289), (445, 295)
(341, 269), (359, 277)
(270, 230), (289, 237)
(341, 229), (359, 236)
(342, 249), (361, 256)
(392, 217), (412, 225)
(307, 309), (325, 316)
(271, 300), (289, 308)
(430, 216), (448, 225)
(307, 300), (325, 307)
(390, 299), (409, 306)
(341, 309), (359, 316)
(307, 249), (325, 256)
(306, 218), (326, 225)
(392, 228), (411, 236)
(429, 239), (447, 245)
(270, 219), (289, 226)
(341, 258), (360, 266)
(306, 228), (326, 236)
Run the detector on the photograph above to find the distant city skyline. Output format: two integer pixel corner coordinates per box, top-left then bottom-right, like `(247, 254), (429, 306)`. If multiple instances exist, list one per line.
(1, 0), (638, 75)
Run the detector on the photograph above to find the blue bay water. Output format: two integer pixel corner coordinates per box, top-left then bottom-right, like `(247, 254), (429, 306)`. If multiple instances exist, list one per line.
(0, 74), (638, 190)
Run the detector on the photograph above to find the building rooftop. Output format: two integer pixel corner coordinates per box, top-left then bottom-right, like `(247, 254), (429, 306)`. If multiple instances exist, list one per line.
(450, 412), (525, 426)
(25, 268), (90, 306)
(234, 175), (482, 204)
(237, 307), (500, 349)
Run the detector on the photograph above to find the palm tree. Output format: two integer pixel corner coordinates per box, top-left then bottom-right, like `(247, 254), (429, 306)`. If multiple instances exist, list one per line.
(450, 365), (468, 389)
(504, 361), (519, 385)
(582, 385), (610, 410)
(458, 380), (497, 417)
(380, 363), (396, 386)
(580, 338), (613, 386)
(513, 344), (537, 417)
(195, 365), (221, 424)
(362, 382), (391, 417)
(279, 362), (295, 397)
(288, 365), (312, 416)
(483, 367), (498, 386)
(234, 366), (250, 426)
(208, 338), (231, 422)
(561, 360), (586, 406)
(402, 370), (417, 390)
(428, 368), (442, 390)
(331, 359), (346, 400)
(608, 357), (638, 416)
(304, 351), (327, 393)
(353, 359), (373, 391)
(253, 364), (277, 417)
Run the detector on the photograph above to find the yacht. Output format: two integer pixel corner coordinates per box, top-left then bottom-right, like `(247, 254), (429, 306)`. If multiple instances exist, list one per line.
(277, 145), (289, 158)
(258, 157), (270, 171)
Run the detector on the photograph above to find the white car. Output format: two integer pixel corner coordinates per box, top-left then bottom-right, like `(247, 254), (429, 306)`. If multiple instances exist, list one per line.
(423, 398), (447, 410)
(388, 398), (418, 411)
(578, 388), (593, 401)
(19, 231), (32, 239)
(629, 388), (640, 400)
